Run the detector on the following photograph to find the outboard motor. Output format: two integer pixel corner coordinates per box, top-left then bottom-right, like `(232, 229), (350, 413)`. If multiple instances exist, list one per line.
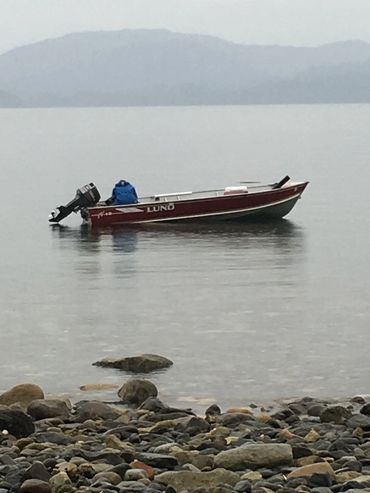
(49, 183), (101, 223)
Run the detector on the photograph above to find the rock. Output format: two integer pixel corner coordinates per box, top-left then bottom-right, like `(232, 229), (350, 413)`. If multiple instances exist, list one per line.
(336, 457), (362, 472)
(205, 404), (222, 423)
(0, 409), (35, 437)
(320, 406), (352, 424)
(4, 468), (27, 490)
(182, 463), (201, 472)
(147, 410), (193, 422)
(19, 479), (52, 493)
(312, 488), (335, 493)
(129, 460), (155, 480)
(94, 354), (173, 373)
(110, 463), (131, 480)
(305, 429), (321, 442)
(292, 445), (314, 459)
(116, 482), (150, 492)
(348, 475), (370, 484)
(226, 407), (253, 415)
(217, 413), (254, 427)
(191, 454), (214, 471)
(124, 468), (148, 481)
(234, 479), (252, 492)
(33, 431), (72, 445)
(214, 443), (293, 470)
(351, 395), (367, 404)
(77, 463), (96, 478)
(49, 472), (72, 490)
(0, 384), (44, 408)
(271, 408), (295, 421)
(308, 405), (326, 417)
(138, 397), (169, 412)
(360, 403), (370, 416)
(57, 462), (79, 479)
(0, 453), (15, 465)
(340, 483), (370, 492)
(241, 472), (263, 481)
(105, 433), (134, 452)
(278, 429), (295, 440)
(92, 471), (122, 485)
(136, 452), (178, 469)
(296, 455), (321, 467)
(346, 414), (370, 430)
(118, 379), (158, 406)
(287, 462), (336, 479)
(175, 416), (210, 435)
(336, 472), (362, 483)
(27, 399), (70, 420)
(77, 449), (125, 465)
(155, 468), (240, 490)
(25, 461), (51, 482)
(74, 400), (121, 421)
(256, 412), (272, 423)
(308, 473), (333, 487)
(79, 383), (119, 391)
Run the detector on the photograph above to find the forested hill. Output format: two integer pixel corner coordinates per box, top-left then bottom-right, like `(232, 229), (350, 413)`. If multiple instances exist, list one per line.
(0, 29), (369, 107)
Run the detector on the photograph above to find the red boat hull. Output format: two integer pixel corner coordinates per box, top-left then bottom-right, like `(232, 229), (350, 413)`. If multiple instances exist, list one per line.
(86, 182), (308, 227)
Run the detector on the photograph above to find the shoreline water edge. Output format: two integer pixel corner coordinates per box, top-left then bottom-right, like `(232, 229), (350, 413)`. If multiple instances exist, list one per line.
(0, 378), (370, 493)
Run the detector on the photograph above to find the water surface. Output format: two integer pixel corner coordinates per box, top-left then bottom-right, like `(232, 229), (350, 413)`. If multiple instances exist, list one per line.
(1, 104), (369, 410)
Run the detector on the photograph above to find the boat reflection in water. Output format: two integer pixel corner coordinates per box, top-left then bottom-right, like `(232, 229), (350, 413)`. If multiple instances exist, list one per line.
(50, 218), (305, 277)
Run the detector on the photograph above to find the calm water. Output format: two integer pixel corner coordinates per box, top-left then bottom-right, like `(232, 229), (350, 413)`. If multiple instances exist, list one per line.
(1, 104), (370, 411)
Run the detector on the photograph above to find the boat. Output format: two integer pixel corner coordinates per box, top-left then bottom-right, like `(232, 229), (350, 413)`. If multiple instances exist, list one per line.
(49, 175), (308, 227)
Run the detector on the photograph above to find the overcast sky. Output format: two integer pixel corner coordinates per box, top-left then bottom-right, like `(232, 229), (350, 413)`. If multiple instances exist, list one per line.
(1, 0), (370, 54)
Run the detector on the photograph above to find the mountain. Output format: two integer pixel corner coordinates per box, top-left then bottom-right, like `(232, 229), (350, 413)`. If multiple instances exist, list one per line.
(0, 29), (370, 107)
(0, 89), (22, 107)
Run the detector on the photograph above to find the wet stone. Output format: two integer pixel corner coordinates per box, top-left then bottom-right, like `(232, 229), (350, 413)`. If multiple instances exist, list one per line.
(24, 461), (51, 482)
(19, 479), (52, 493)
(234, 479), (252, 492)
(136, 453), (178, 469)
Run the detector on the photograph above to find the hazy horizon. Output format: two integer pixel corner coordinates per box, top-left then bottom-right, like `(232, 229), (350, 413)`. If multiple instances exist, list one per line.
(1, 0), (370, 54)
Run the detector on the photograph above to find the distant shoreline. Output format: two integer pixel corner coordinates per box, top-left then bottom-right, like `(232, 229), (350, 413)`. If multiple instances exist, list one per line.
(1, 101), (370, 110)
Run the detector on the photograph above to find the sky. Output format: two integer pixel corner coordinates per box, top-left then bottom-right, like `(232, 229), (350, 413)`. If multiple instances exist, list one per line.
(1, 0), (370, 54)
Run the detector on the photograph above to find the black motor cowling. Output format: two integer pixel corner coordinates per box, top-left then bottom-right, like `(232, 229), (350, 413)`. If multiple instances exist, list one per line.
(49, 183), (101, 223)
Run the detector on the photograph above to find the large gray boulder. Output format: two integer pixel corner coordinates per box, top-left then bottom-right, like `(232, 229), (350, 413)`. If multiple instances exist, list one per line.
(27, 399), (70, 420)
(0, 409), (35, 438)
(0, 384), (44, 408)
(118, 379), (158, 406)
(94, 353), (173, 373)
(214, 443), (293, 470)
(155, 468), (240, 490)
(320, 405), (352, 424)
(74, 400), (121, 422)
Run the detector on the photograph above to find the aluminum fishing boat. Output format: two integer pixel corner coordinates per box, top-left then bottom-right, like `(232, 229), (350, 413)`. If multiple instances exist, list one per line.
(49, 175), (308, 227)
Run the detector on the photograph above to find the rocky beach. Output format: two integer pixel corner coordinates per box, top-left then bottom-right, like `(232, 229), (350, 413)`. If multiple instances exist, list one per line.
(1, 370), (370, 493)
